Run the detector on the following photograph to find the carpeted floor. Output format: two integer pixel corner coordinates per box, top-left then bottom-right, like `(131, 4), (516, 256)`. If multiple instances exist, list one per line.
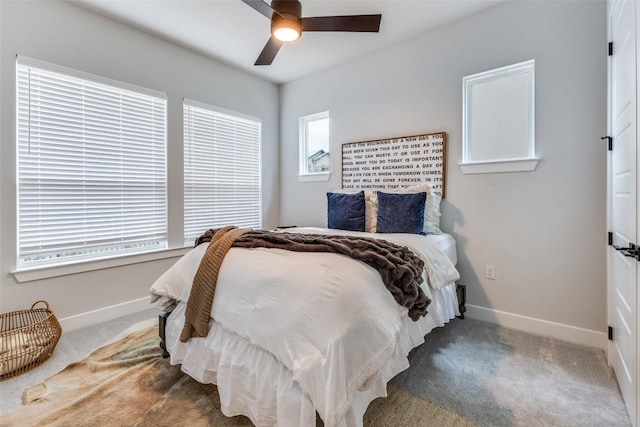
(391, 318), (631, 426)
(0, 311), (631, 426)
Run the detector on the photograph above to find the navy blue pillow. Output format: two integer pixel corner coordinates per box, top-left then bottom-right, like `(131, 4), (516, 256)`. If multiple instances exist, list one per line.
(327, 191), (366, 232)
(376, 192), (426, 234)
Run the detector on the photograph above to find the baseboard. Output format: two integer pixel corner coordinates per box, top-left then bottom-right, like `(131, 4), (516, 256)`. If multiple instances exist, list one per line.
(465, 304), (607, 350)
(58, 296), (152, 332)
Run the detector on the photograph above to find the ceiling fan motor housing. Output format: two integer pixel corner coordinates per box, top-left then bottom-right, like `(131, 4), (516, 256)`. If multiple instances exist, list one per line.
(271, 0), (302, 41)
(271, 0), (301, 17)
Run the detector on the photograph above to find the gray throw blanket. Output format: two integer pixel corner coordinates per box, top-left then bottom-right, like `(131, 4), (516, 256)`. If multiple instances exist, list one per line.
(194, 228), (430, 321)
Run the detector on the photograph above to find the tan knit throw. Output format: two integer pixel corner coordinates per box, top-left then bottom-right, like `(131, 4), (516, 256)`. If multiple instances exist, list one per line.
(180, 226), (249, 342)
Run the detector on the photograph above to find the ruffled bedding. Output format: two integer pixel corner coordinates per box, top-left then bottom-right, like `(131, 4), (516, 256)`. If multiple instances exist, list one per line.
(150, 228), (460, 426)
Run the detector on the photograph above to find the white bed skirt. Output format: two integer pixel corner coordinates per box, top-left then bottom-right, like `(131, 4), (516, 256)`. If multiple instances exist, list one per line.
(164, 281), (460, 427)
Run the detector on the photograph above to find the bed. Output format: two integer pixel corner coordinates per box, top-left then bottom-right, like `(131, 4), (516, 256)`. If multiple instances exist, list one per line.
(149, 180), (461, 426)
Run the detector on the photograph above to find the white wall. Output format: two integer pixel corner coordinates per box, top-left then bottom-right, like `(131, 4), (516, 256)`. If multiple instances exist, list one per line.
(280, 1), (607, 343)
(0, 1), (280, 325)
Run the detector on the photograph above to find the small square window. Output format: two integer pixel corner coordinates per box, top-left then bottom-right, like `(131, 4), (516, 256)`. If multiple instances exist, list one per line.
(461, 60), (539, 174)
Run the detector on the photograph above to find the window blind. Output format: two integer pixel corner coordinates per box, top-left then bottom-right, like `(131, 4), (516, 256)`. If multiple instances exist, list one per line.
(183, 99), (261, 243)
(16, 58), (167, 268)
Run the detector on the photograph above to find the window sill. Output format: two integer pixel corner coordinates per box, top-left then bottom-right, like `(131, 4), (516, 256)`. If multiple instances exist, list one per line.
(459, 158), (540, 175)
(298, 172), (331, 182)
(12, 246), (191, 283)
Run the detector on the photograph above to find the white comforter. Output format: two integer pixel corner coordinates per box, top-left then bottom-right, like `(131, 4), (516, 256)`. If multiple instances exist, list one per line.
(149, 227), (459, 426)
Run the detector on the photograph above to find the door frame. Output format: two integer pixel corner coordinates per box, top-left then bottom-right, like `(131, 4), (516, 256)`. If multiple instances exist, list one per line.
(607, 1), (639, 426)
(606, 0), (613, 368)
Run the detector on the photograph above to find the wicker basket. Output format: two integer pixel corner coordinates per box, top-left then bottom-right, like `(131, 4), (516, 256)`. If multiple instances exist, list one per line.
(0, 301), (62, 381)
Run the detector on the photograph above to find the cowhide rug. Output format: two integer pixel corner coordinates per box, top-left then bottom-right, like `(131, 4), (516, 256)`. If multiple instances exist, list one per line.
(1, 320), (474, 427)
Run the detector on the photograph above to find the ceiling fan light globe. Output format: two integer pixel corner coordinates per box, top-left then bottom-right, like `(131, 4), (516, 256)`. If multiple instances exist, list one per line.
(274, 26), (300, 42)
(272, 13), (301, 42)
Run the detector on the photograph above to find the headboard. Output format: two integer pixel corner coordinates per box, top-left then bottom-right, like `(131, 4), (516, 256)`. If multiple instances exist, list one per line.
(341, 132), (446, 197)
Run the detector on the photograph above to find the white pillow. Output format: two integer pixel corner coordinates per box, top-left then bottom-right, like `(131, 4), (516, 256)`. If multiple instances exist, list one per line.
(423, 194), (442, 234)
(364, 191), (377, 233)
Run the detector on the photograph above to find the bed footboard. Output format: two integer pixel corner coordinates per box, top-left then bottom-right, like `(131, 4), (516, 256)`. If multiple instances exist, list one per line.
(159, 311), (171, 358)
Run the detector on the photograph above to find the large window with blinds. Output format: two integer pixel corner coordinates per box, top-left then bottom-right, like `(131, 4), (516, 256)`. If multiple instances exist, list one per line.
(16, 58), (167, 268)
(183, 99), (261, 244)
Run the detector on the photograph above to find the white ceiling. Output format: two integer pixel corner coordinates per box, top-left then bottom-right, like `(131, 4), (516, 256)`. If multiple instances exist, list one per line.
(76, 0), (503, 84)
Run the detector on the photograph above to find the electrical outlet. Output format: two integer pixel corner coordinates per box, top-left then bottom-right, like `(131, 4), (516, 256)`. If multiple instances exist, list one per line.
(485, 265), (496, 280)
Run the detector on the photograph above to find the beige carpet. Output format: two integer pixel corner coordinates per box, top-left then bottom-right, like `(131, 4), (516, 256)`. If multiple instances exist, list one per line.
(1, 321), (474, 427)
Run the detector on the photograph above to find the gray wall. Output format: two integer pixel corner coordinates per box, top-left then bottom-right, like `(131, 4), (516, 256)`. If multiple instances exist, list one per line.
(0, 1), (280, 318)
(0, 0), (608, 336)
(280, 1), (607, 332)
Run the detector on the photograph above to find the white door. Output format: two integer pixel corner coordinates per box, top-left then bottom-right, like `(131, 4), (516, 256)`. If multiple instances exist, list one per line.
(609, 0), (638, 425)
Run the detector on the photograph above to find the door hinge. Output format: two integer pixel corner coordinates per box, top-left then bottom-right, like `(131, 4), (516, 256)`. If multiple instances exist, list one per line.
(601, 136), (613, 151)
(609, 42), (613, 56)
(608, 326), (614, 341)
(608, 232), (613, 246)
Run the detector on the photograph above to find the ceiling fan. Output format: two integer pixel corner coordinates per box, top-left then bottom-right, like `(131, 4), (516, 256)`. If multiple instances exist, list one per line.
(241, 0), (382, 66)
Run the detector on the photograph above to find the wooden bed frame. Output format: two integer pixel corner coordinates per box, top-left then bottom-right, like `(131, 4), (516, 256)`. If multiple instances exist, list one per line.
(158, 283), (466, 358)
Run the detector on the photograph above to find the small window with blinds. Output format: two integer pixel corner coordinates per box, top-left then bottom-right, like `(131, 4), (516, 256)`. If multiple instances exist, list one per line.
(183, 99), (261, 244)
(16, 57), (167, 268)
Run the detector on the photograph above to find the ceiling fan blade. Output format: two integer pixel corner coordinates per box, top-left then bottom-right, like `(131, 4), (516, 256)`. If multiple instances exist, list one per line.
(241, 0), (277, 19)
(255, 36), (283, 65)
(301, 15), (382, 32)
